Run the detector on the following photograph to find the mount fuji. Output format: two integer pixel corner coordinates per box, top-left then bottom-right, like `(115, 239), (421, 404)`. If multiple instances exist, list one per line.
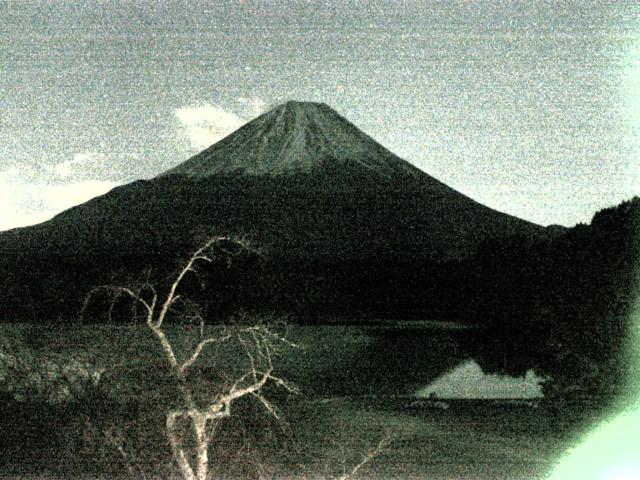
(0, 101), (544, 320)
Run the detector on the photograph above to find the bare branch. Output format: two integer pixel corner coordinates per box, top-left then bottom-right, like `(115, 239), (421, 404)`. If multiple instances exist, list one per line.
(252, 323), (301, 351)
(265, 372), (299, 395)
(147, 323), (179, 370)
(179, 334), (233, 374)
(336, 433), (392, 480)
(155, 236), (232, 328)
(237, 334), (258, 382)
(220, 367), (274, 408)
(83, 285), (154, 322)
(252, 392), (279, 419)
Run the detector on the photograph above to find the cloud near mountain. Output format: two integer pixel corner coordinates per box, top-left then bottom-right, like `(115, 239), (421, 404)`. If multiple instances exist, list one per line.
(45, 152), (105, 179)
(175, 97), (267, 150)
(0, 166), (118, 231)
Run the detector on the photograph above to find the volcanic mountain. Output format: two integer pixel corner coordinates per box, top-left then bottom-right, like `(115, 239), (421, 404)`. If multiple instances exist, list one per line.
(0, 101), (544, 320)
(162, 101), (423, 178)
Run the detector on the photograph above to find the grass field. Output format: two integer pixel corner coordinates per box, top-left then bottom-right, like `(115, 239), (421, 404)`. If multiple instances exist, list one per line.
(0, 322), (611, 479)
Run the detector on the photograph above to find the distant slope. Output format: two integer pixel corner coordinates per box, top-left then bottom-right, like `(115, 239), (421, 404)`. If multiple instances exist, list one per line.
(0, 171), (540, 259)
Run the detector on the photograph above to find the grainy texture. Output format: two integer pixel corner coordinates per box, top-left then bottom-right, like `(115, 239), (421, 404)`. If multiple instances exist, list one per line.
(2, 1), (639, 229)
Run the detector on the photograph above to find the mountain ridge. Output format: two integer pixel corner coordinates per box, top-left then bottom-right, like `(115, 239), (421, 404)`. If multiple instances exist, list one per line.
(162, 101), (425, 179)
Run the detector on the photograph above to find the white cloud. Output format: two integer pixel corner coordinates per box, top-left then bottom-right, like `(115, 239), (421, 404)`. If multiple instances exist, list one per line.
(417, 359), (546, 399)
(0, 167), (119, 231)
(174, 97), (267, 150)
(175, 104), (246, 150)
(236, 96), (268, 117)
(44, 151), (104, 179)
(43, 180), (118, 211)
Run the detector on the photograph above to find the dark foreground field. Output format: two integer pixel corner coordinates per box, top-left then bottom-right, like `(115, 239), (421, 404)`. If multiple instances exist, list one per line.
(0, 396), (605, 479)
(0, 323), (611, 479)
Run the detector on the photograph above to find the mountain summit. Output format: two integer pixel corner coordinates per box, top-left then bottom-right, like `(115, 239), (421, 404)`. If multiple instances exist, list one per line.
(163, 101), (422, 178)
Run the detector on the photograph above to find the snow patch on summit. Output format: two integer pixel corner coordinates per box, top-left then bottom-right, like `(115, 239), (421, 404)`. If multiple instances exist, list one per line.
(162, 101), (423, 178)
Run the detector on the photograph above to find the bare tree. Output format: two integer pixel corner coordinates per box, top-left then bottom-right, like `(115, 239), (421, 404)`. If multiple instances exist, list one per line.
(84, 237), (296, 480)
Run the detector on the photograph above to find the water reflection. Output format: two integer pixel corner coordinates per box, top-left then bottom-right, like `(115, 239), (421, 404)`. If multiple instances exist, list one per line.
(417, 358), (546, 399)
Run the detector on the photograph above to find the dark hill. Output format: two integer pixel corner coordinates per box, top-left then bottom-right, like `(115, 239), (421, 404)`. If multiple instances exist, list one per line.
(0, 101), (544, 320)
(467, 197), (640, 400)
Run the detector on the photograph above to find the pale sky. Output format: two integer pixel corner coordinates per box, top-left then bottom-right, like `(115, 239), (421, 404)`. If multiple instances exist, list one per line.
(2, 0), (639, 230)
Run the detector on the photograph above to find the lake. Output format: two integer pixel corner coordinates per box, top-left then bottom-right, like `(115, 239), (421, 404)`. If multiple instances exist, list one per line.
(0, 322), (611, 479)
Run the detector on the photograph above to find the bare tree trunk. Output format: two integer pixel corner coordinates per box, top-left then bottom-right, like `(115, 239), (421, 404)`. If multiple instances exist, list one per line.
(167, 412), (196, 480)
(193, 413), (209, 480)
(166, 408), (228, 480)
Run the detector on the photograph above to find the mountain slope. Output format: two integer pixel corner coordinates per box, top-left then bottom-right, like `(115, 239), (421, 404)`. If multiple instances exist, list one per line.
(0, 101), (544, 321)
